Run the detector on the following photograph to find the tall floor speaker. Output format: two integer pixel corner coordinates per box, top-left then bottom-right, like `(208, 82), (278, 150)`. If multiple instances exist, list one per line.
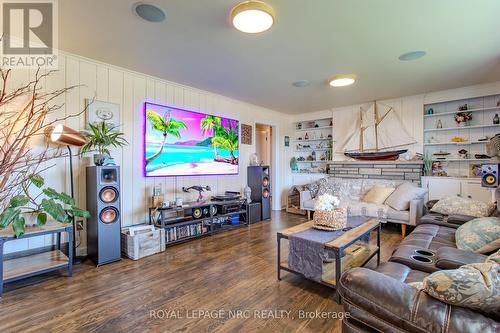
(248, 166), (271, 220)
(86, 166), (121, 266)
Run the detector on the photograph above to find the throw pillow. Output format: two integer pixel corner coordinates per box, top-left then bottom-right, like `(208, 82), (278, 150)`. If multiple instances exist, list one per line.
(384, 182), (427, 211)
(317, 177), (338, 197)
(362, 186), (396, 204)
(305, 181), (320, 198)
(421, 258), (500, 319)
(455, 217), (500, 253)
(430, 196), (496, 218)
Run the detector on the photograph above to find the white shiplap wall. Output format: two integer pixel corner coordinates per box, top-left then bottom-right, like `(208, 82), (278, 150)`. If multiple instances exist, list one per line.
(289, 81), (500, 186)
(4, 52), (292, 254)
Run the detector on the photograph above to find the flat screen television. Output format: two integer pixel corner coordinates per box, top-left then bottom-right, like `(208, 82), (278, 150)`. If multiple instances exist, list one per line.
(143, 102), (239, 177)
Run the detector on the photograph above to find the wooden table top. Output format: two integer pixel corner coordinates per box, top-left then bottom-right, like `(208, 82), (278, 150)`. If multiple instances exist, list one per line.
(0, 221), (72, 239)
(278, 218), (379, 249)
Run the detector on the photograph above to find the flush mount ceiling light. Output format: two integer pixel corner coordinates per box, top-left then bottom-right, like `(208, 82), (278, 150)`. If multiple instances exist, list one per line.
(328, 74), (357, 87)
(398, 51), (426, 61)
(133, 2), (166, 23)
(292, 80), (310, 88)
(231, 1), (276, 33)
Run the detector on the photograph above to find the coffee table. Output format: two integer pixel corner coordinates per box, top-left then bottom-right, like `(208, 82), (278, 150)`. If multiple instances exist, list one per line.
(277, 218), (381, 303)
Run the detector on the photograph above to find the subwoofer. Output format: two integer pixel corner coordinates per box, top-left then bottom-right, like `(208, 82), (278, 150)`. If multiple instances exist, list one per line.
(86, 166), (121, 266)
(247, 166), (271, 220)
(481, 163), (500, 188)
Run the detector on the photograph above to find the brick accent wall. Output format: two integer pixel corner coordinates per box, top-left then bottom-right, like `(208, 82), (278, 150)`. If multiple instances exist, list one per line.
(328, 161), (423, 184)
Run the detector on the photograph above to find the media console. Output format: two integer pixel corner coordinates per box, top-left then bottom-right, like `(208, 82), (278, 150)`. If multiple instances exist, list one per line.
(149, 198), (254, 246)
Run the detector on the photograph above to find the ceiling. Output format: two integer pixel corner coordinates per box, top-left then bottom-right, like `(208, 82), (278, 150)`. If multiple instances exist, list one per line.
(59, 0), (500, 114)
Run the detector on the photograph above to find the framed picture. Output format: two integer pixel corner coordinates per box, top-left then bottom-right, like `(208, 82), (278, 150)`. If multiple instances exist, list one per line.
(284, 136), (290, 147)
(86, 99), (120, 129)
(241, 123), (252, 145)
(469, 163), (482, 178)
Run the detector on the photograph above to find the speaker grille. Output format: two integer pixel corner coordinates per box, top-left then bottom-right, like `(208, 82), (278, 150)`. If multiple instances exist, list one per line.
(99, 187), (119, 203)
(100, 207), (119, 224)
(263, 188), (270, 198)
(262, 177), (269, 187)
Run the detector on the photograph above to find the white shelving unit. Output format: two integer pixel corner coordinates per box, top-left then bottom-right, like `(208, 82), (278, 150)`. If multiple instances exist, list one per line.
(292, 117), (333, 174)
(423, 93), (500, 178)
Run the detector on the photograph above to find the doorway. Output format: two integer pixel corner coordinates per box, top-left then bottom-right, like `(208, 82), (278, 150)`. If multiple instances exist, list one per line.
(255, 124), (272, 166)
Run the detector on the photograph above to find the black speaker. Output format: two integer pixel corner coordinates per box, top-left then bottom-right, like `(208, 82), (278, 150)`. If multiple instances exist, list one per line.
(247, 166), (271, 220)
(247, 202), (262, 224)
(86, 166), (121, 266)
(481, 163), (500, 188)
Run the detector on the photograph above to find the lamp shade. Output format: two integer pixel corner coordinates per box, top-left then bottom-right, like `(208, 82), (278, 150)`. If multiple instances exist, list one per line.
(48, 124), (86, 147)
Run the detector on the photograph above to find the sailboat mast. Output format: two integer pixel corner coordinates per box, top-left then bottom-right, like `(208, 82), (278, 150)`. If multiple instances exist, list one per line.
(374, 102), (379, 151)
(359, 108), (364, 152)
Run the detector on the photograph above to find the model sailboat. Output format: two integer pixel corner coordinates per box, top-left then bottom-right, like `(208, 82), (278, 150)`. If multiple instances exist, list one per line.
(341, 102), (416, 161)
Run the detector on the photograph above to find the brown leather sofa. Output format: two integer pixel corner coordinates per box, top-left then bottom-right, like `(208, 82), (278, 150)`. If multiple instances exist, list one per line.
(339, 208), (500, 332)
(339, 263), (500, 333)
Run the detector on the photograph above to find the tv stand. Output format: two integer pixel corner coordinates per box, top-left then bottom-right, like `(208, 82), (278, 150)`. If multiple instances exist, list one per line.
(149, 199), (253, 246)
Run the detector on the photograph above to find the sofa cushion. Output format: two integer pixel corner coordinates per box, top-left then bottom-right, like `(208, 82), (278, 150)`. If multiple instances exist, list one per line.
(387, 208), (409, 222)
(398, 224), (456, 251)
(430, 196), (496, 218)
(455, 217), (500, 254)
(385, 182), (427, 211)
(374, 262), (429, 283)
(362, 185), (395, 204)
(303, 199), (315, 210)
(345, 201), (389, 219)
(422, 255), (500, 320)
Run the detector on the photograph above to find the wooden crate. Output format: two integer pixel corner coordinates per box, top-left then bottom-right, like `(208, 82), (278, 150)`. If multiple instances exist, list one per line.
(121, 227), (165, 260)
(286, 189), (306, 215)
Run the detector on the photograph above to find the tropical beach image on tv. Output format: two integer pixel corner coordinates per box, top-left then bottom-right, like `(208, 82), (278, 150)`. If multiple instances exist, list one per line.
(144, 102), (239, 177)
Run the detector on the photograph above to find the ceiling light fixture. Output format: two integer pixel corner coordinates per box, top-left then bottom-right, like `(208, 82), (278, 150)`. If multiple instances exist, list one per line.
(328, 74), (357, 87)
(133, 2), (166, 23)
(292, 80), (310, 88)
(398, 51), (426, 61)
(231, 1), (275, 33)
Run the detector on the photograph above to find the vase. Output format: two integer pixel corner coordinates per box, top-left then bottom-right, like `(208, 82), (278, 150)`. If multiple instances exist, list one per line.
(93, 153), (108, 166)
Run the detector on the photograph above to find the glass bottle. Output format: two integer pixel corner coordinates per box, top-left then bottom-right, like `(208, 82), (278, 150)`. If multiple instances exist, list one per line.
(494, 114), (499, 125)
(436, 119), (443, 129)
(304, 132), (309, 140)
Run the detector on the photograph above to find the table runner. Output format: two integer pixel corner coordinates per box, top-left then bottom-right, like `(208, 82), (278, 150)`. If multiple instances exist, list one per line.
(288, 217), (367, 281)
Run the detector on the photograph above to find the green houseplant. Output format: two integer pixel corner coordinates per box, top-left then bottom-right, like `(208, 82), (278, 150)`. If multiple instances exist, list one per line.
(0, 175), (90, 237)
(423, 153), (433, 176)
(80, 122), (128, 165)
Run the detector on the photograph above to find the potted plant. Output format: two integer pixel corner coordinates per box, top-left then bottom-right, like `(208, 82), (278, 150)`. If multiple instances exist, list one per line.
(423, 153), (433, 176)
(80, 122), (128, 165)
(455, 112), (472, 127)
(0, 175), (90, 237)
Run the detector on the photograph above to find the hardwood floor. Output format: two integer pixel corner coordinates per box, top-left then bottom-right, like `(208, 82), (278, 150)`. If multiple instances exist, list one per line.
(0, 212), (401, 333)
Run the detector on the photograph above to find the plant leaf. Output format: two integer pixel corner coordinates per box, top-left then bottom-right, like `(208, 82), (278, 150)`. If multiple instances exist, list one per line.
(43, 188), (75, 205)
(37, 212), (47, 226)
(70, 206), (91, 218)
(12, 215), (26, 238)
(41, 199), (69, 223)
(29, 174), (45, 188)
(9, 195), (29, 208)
(0, 207), (20, 228)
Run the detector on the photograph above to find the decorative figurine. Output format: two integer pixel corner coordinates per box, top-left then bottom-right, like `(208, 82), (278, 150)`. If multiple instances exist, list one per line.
(494, 114), (499, 125)
(297, 123), (302, 130)
(182, 185), (211, 202)
(304, 132), (309, 140)
(458, 149), (468, 159)
(436, 119), (443, 129)
(427, 107), (434, 115)
(244, 185), (252, 203)
(458, 103), (468, 111)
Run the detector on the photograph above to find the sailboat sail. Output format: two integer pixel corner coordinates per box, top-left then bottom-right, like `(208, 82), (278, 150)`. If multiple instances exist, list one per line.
(376, 105), (415, 150)
(341, 102), (416, 153)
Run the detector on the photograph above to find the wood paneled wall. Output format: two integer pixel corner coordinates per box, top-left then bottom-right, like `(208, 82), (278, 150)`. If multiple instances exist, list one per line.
(4, 52), (291, 254)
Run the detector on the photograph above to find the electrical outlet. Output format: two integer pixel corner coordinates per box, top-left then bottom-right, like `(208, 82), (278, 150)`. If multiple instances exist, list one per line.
(76, 220), (84, 230)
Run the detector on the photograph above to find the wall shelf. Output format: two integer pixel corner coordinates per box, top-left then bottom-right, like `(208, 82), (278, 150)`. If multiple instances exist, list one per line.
(423, 93), (500, 180)
(292, 116), (334, 175)
(423, 106), (500, 118)
(424, 124), (500, 132)
(424, 141), (486, 146)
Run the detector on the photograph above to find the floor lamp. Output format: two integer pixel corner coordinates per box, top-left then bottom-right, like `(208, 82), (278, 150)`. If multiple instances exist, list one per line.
(47, 124), (87, 263)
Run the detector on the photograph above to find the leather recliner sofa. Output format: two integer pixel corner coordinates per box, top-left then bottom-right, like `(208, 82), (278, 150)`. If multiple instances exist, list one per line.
(338, 203), (499, 332)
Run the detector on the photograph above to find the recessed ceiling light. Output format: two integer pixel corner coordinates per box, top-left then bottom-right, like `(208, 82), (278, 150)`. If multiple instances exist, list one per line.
(398, 51), (426, 61)
(328, 74), (357, 87)
(231, 1), (275, 33)
(133, 2), (166, 23)
(292, 80), (310, 88)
